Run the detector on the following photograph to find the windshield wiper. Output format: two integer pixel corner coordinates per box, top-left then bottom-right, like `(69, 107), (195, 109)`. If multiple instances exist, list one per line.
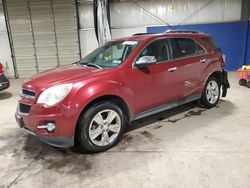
(74, 61), (102, 69)
(85, 63), (103, 69)
(73, 60), (81, 65)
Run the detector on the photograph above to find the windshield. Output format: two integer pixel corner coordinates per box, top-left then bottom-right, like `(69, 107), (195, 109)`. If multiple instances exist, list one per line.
(79, 40), (138, 68)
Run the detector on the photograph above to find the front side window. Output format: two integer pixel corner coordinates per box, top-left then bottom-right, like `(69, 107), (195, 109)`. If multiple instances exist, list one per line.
(170, 38), (205, 59)
(79, 41), (138, 68)
(137, 39), (170, 62)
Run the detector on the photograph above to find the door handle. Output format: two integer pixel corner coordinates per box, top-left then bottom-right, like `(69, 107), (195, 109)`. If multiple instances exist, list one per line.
(200, 59), (207, 63)
(168, 67), (177, 72)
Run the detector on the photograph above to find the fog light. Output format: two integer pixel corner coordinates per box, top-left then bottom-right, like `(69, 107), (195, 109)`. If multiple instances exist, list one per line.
(37, 122), (56, 132)
(46, 122), (56, 132)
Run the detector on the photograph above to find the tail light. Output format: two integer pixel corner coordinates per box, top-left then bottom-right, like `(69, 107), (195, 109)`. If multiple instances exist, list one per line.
(0, 63), (3, 73)
(222, 54), (226, 63)
(222, 53), (226, 67)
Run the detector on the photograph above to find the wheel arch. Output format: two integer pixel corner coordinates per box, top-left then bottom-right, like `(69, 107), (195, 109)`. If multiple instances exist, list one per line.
(200, 71), (222, 108)
(208, 71), (223, 84)
(74, 94), (131, 142)
(80, 94), (130, 120)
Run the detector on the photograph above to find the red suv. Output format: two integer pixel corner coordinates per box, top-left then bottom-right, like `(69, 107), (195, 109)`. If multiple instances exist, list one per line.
(15, 31), (230, 152)
(0, 63), (10, 92)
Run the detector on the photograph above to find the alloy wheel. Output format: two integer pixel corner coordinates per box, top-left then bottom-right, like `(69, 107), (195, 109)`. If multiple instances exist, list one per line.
(206, 80), (219, 104)
(89, 109), (121, 146)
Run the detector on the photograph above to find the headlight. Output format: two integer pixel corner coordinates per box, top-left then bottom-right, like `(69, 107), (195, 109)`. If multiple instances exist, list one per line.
(37, 83), (73, 107)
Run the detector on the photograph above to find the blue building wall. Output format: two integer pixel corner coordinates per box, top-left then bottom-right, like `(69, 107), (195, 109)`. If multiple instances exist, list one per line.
(147, 21), (250, 71)
(245, 21), (250, 66)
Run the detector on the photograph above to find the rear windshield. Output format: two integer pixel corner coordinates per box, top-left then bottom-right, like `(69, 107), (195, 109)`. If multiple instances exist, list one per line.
(202, 37), (219, 49)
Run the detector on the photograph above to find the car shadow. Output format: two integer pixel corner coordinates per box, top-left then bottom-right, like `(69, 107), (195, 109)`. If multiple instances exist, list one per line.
(115, 99), (235, 150)
(128, 99), (235, 131)
(0, 92), (13, 100)
(71, 99), (235, 154)
(4, 99), (235, 176)
(127, 102), (198, 132)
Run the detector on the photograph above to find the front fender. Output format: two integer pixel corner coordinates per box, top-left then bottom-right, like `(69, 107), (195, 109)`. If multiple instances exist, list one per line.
(69, 80), (135, 119)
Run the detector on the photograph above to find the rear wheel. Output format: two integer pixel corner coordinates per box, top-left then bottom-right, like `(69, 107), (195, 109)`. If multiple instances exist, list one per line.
(76, 101), (125, 152)
(239, 79), (247, 86)
(200, 77), (221, 108)
(246, 81), (250, 88)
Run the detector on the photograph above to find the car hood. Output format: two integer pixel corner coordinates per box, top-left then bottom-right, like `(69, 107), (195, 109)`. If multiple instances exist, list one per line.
(23, 64), (100, 90)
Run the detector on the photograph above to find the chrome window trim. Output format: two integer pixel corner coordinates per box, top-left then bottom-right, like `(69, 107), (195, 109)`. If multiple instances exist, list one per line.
(132, 36), (208, 69)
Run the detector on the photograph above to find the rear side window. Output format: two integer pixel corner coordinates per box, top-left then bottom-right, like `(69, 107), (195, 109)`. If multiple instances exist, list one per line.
(202, 37), (219, 49)
(170, 38), (205, 59)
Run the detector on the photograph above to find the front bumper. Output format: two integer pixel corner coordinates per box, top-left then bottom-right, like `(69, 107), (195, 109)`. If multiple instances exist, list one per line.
(221, 70), (230, 97)
(15, 92), (80, 148)
(15, 113), (75, 148)
(0, 74), (10, 91)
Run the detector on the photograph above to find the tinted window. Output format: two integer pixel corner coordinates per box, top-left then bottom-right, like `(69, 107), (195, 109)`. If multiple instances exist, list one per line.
(196, 42), (206, 55)
(170, 38), (205, 59)
(202, 37), (219, 49)
(138, 39), (170, 62)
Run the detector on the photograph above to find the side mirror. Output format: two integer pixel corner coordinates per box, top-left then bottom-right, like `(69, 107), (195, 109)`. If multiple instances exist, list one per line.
(135, 56), (156, 68)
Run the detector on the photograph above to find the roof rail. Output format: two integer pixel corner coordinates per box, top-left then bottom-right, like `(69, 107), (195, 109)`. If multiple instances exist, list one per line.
(165, 29), (202, 34)
(132, 33), (152, 36)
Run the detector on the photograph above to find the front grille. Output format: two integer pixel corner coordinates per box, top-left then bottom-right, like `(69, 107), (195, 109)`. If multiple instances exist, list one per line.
(22, 89), (36, 98)
(19, 103), (31, 114)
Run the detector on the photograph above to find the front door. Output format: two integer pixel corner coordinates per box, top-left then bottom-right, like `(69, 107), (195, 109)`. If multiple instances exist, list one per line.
(132, 39), (182, 114)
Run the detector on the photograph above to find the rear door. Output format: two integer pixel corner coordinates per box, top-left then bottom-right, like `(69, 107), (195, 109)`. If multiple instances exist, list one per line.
(169, 37), (207, 97)
(132, 38), (182, 113)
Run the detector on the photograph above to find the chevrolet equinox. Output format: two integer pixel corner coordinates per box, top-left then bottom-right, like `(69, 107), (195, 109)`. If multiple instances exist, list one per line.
(15, 30), (230, 152)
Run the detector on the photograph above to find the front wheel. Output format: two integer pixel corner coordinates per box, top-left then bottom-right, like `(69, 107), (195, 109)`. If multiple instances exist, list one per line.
(200, 77), (221, 108)
(76, 101), (126, 152)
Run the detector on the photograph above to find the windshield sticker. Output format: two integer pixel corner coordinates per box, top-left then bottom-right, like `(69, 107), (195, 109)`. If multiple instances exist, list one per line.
(122, 41), (138, 45)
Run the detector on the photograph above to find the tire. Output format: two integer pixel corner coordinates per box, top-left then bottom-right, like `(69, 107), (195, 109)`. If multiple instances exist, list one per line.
(246, 81), (250, 88)
(76, 101), (126, 152)
(200, 77), (221, 108)
(239, 79), (247, 86)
